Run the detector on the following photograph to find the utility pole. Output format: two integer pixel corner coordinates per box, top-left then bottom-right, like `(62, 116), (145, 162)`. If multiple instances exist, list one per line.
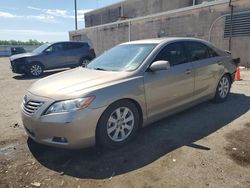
(229, 0), (234, 51)
(74, 0), (78, 30)
(96, 0), (100, 8)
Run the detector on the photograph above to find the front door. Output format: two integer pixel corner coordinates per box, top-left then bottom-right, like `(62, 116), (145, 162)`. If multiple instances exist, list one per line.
(144, 42), (195, 120)
(42, 43), (67, 69)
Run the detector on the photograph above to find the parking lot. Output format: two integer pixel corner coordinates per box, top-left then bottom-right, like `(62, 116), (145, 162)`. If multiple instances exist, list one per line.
(0, 57), (250, 188)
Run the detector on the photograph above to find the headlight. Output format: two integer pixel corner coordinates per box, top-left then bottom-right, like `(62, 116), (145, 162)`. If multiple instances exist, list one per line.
(44, 96), (95, 115)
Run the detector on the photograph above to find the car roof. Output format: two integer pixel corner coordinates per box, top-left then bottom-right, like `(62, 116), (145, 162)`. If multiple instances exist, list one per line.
(51, 41), (88, 45)
(122, 37), (208, 45)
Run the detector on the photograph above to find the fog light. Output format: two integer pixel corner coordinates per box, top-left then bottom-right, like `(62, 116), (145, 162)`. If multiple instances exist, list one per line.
(52, 137), (68, 143)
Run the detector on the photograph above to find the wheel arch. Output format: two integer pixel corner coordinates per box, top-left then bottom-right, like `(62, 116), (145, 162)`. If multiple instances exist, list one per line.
(79, 56), (91, 65)
(29, 61), (45, 69)
(213, 72), (232, 102)
(224, 72), (233, 84)
(95, 98), (144, 144)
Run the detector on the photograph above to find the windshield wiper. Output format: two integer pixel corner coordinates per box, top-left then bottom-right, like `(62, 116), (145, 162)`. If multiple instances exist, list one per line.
(93, 68), (108, 71)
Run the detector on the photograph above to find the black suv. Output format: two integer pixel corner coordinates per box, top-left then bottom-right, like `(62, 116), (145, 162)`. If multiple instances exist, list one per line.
(11, 47), (26, 55)
(10, 41), (96, 77)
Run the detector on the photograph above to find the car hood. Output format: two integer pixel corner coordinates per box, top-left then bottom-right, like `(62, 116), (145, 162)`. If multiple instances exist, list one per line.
(10, 52), (37, 61)
(28, 68), (131, 100)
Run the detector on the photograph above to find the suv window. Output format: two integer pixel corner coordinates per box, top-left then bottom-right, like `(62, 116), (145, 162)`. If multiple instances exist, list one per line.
(184, 41), (218, 61)
(64, 43), (88, 50)
(45, 43), (63, 53)
(154, 42), (188, 66)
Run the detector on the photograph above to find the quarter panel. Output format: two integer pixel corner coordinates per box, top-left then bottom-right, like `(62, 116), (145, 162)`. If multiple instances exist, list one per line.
(192, 56), (224, 100)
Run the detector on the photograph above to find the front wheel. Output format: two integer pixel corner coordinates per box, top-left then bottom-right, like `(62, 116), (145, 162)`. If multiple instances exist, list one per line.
(96, 100), (139, 149)
(214, 74), (231, 102)
(28, 63), (44, 77)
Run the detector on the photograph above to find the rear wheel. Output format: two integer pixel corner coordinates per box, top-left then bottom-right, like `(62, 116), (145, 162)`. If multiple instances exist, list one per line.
(96, 100), (139, 149)
(214, 74), (231, 102)
(79, 57), (91, 67)
(28, 63), (44, 77)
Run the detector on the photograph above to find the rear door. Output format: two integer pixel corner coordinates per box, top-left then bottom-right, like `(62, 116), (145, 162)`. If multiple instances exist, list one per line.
(62, 43), (80, 66)
(144, 42), (195, 119)
(75, 43), (91, 61)
(184, 41), (222, 100)
(63, 42), (90, 66)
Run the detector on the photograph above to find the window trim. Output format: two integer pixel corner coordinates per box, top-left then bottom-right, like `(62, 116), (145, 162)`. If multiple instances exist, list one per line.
(183, 41), (218, 62)
(151, 41), (189, 67)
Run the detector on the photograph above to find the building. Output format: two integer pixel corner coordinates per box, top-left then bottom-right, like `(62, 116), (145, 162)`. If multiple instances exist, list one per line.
(69, 0), (250, 67)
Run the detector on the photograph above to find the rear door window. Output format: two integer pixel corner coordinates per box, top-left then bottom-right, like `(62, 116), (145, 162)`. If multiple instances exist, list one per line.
(154, 42), (188, 66)
(64, 43), (88, 50)
(207, 47), (218, 58)
(184, 41), (218, 61)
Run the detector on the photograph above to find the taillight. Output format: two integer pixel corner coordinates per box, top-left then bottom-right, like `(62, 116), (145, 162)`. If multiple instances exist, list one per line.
(232, 58), (240, 66)
(89, 48), (95, 54)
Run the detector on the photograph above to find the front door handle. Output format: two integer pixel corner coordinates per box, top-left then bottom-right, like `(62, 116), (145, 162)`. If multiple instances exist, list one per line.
(185, 69), (191, 74)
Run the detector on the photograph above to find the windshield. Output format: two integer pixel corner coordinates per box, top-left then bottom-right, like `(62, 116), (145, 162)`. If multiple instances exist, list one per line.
(32, 43), (51, 54)
(87, 44), (156, 71)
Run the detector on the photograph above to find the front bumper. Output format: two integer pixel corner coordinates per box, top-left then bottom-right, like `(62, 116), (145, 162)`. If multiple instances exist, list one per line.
(21, 93), (107, 149)
(10, 59), (27, 74)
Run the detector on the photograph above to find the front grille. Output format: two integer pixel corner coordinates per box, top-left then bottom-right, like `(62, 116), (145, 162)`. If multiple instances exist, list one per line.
(10, 61), (15, 70)
(22, 100), (44, 115)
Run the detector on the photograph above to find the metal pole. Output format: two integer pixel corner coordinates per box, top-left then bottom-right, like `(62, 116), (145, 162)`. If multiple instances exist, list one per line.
(121, 2), (124, 17)
(128, 21), (131, 41)
(229, 0), (233, 51)
(74, 0), (78, 30)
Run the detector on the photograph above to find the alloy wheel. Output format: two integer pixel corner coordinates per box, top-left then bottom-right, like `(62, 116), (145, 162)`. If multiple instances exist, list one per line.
(218, 76), (230, 98)
(107, 107), (135, 142)
(81, 59), (90, 67)
(30, 64), (42, 76)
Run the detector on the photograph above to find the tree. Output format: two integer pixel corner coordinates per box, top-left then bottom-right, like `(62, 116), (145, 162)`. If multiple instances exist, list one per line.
(0, 40), (45, 46)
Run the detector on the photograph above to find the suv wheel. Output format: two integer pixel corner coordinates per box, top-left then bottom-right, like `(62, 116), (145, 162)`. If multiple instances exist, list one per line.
(28, 63), (43, 77)
(214, 74), (231, 102)
(96, 100), (139, 149)
(80, 58), (90, 67)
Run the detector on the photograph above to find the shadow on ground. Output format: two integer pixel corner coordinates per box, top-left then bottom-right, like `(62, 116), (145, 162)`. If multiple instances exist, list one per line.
(224, 122), (250, 167)
(28, 93), (250, 179)
(12, 69), (69, 80)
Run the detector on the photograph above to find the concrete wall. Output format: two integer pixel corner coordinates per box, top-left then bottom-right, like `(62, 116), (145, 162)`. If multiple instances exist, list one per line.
(122, 0), (193, 19)
(84, 0), (217, 27)
(85, 3), (121, 27)
(85, 0), (194, 27)
(70, 0), (250, 67)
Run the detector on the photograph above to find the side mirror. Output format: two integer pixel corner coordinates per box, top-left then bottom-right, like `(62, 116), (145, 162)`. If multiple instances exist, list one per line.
(149, 60), (170, 72)
(43, 50), (50, 55)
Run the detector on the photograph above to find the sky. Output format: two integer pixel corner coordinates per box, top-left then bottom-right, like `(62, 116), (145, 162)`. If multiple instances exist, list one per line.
(0, 0), (121, 42)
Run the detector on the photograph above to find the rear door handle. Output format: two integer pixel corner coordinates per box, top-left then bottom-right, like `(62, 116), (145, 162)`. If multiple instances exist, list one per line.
(185, 69), (191, 74)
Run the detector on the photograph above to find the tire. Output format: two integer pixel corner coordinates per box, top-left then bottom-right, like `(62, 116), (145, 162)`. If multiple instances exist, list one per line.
(214, 74), (231, 103)
(96, 100), (140, 149)
(28, 63), (44, 77)
(79, 57), (91, 67)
